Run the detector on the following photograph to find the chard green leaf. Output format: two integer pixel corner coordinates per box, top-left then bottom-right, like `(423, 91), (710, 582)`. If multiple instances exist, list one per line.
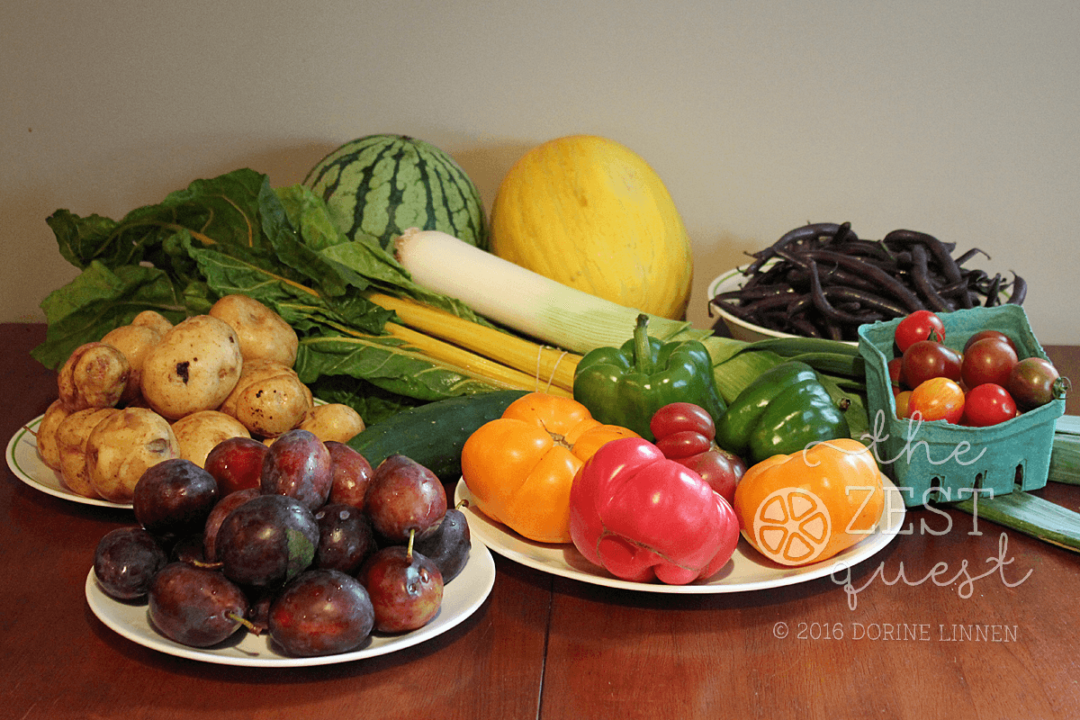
(31, 261), (188, 368)
(304, 374), (424, 426)
(275, 183), (496, 327)
(295, 333), (501, 402)
(184, 241), (391, 336)
(255, 179), (349, 298)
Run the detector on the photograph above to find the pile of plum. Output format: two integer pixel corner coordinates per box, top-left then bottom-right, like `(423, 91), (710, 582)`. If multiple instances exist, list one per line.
(92, 429), (471, 657)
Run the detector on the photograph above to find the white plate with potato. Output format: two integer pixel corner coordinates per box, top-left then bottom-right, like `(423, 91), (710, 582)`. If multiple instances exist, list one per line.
(6, 397), (340, 509)
(6, 414), (132, 509)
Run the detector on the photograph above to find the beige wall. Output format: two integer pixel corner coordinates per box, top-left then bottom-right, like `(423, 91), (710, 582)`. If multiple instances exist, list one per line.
(3, 1), (1077, 343)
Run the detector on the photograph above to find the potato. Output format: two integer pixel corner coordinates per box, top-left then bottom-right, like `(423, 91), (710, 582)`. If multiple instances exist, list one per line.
(36, 399), (71, 470)
(55, 407), (120, 498)
(131, 310), (174, 337)
(86, 407), (181, 503)
(299, 403), (366, 444)
(57, 342), (130, 412)
(220, 360), (313, 438)
(141, 315), (243, 420)
(209, 294), (298, 368)
(171, 410), (251, 468)
(101, 324), (162, 405)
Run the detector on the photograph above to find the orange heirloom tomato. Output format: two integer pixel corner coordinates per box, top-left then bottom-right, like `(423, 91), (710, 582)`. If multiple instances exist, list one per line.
(461, 392), (638, 544)
(733, 438), (884, 567)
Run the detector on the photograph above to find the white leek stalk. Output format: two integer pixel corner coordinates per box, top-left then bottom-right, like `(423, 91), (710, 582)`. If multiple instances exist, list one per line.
(394, 228), (711, 355)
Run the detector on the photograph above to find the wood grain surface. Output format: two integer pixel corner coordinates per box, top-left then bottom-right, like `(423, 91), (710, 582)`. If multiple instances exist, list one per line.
(2, 323), (1077, 720)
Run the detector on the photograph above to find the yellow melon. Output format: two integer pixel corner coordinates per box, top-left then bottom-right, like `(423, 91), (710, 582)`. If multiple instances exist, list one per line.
(489, 135), (693, 320)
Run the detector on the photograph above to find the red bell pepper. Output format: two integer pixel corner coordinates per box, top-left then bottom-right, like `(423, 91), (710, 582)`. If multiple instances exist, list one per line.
(568, 436), (740, 585)
(650, 402), (747, 506)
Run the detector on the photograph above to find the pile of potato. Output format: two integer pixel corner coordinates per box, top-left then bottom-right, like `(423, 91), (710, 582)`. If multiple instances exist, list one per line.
(35, 295), (365, 504)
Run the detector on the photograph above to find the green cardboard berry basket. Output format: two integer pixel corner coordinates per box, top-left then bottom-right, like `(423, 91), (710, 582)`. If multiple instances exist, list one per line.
(858, 305), (1065, 507)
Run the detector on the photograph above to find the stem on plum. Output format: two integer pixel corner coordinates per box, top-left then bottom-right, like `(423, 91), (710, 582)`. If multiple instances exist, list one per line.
(229, 612), (262, 636)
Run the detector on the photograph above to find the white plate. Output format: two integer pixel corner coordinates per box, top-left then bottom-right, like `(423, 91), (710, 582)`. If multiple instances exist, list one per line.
(85, 540), (496, 667)
(455, 477), (906, 594)
(6, 414), (132, 509)
(6, 402), (331, 510)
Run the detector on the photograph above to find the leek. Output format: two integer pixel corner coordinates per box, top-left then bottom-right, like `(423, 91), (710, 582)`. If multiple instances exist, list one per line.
(393, 228), (870, 436)
(394, 227), (712, 354)
(1049, 416), (1080, 485)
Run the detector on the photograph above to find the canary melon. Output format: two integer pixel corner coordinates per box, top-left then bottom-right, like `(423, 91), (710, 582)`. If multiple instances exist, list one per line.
(489, 135), (693, 320)
(303, 134), (488, 251)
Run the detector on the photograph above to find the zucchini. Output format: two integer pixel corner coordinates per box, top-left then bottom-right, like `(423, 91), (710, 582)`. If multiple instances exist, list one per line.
(348, 390), (528, 482)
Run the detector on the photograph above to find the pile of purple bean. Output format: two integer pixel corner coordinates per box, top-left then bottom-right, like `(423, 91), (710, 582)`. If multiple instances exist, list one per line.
(711, 222), (1026, 342)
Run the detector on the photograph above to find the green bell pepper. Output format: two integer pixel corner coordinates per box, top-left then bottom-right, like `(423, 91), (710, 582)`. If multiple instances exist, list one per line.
(714, 360), (850, 464)
(572, 314), (727, 441)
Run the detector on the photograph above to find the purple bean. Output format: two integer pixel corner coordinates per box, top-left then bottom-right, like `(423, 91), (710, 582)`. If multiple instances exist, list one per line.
(1007, 273), (1027, 305)
(910, 244), (951, 311)
(883, 229), (963, 286)
(745, 222), (845, 274)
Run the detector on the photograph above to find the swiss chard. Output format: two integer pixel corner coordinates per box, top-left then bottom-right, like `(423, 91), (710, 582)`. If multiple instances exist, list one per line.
(33, 168), (511, 418)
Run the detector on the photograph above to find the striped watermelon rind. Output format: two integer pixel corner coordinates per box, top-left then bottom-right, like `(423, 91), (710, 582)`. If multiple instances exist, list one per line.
(303, 134), (489, 252)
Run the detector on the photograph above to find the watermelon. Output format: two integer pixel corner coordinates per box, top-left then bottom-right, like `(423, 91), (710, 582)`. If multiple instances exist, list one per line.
(303, 134), (488, 251)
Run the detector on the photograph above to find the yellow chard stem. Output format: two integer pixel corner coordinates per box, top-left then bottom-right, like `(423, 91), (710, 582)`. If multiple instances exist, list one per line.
(383, 322), (573, 398)
(367, 292), (579, 393)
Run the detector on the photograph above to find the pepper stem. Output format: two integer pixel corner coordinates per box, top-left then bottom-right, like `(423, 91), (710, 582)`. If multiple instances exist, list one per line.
(632, 314), (654, 375)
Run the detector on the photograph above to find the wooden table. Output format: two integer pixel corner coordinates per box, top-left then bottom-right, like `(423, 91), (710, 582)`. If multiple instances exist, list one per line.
(2, 323), (1078, 720)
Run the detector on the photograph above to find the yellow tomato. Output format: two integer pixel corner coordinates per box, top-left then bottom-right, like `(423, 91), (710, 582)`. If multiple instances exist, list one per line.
(733, 438), (884, 567)
(461, 392), (638, 544)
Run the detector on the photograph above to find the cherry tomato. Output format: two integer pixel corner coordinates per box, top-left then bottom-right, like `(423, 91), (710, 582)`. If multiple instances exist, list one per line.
(894, 310), (946, 354)
(962, 383), (1017, 427)
(888, 357), (907, 394)
(961, 338), (1018, 388)
(895, 390), (912, 419)
(650, 402), (715, 457)
(679, 448), (746, 506)
(1008, 357), (1070, 411)
(908, 377), (965, 424)
(963, 330), (1016, 354)
(902, 340), (963, 388)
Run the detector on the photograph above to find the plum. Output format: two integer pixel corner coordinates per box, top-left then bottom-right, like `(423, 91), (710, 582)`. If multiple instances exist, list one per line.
(325, 441), (373, 510)
(358, 545), (443, 633)
(93, 526), (168, 601)
(204, 437), (269, 496)
(132, 458), (218, 540)
(414, 506), (471, 583)
(202, 488), (260, 562)
(148, 562), (249, 647)
(261, 429), (332, 511)
(215, 494), (319, 587)
(364, 455), (446, 543)
(268, 569), (375, 657)
(313, 502), (377, 575)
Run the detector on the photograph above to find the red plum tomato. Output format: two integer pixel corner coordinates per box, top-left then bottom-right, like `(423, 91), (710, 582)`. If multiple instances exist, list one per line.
(962, 384), (1017, 427)
(888, 357), (907, 394)
(963, 330), (1016, 354)
(902, 341), (963, 389)
(908, 377), (965, 424)
(961, 338), (1018, 389)
(895, 311), (946, 354)
(1008, 358), (1069, 411)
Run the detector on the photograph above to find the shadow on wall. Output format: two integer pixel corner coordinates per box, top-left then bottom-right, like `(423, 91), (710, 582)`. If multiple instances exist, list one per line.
(450, 141), (534, 213)
(242, 141), (342, 187)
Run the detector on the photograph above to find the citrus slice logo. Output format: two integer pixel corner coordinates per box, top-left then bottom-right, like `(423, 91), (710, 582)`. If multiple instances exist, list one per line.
(751, 488), (832, 565)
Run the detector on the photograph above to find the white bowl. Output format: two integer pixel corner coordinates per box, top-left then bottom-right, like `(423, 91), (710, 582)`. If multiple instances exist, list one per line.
(707, 267), (858, 346)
